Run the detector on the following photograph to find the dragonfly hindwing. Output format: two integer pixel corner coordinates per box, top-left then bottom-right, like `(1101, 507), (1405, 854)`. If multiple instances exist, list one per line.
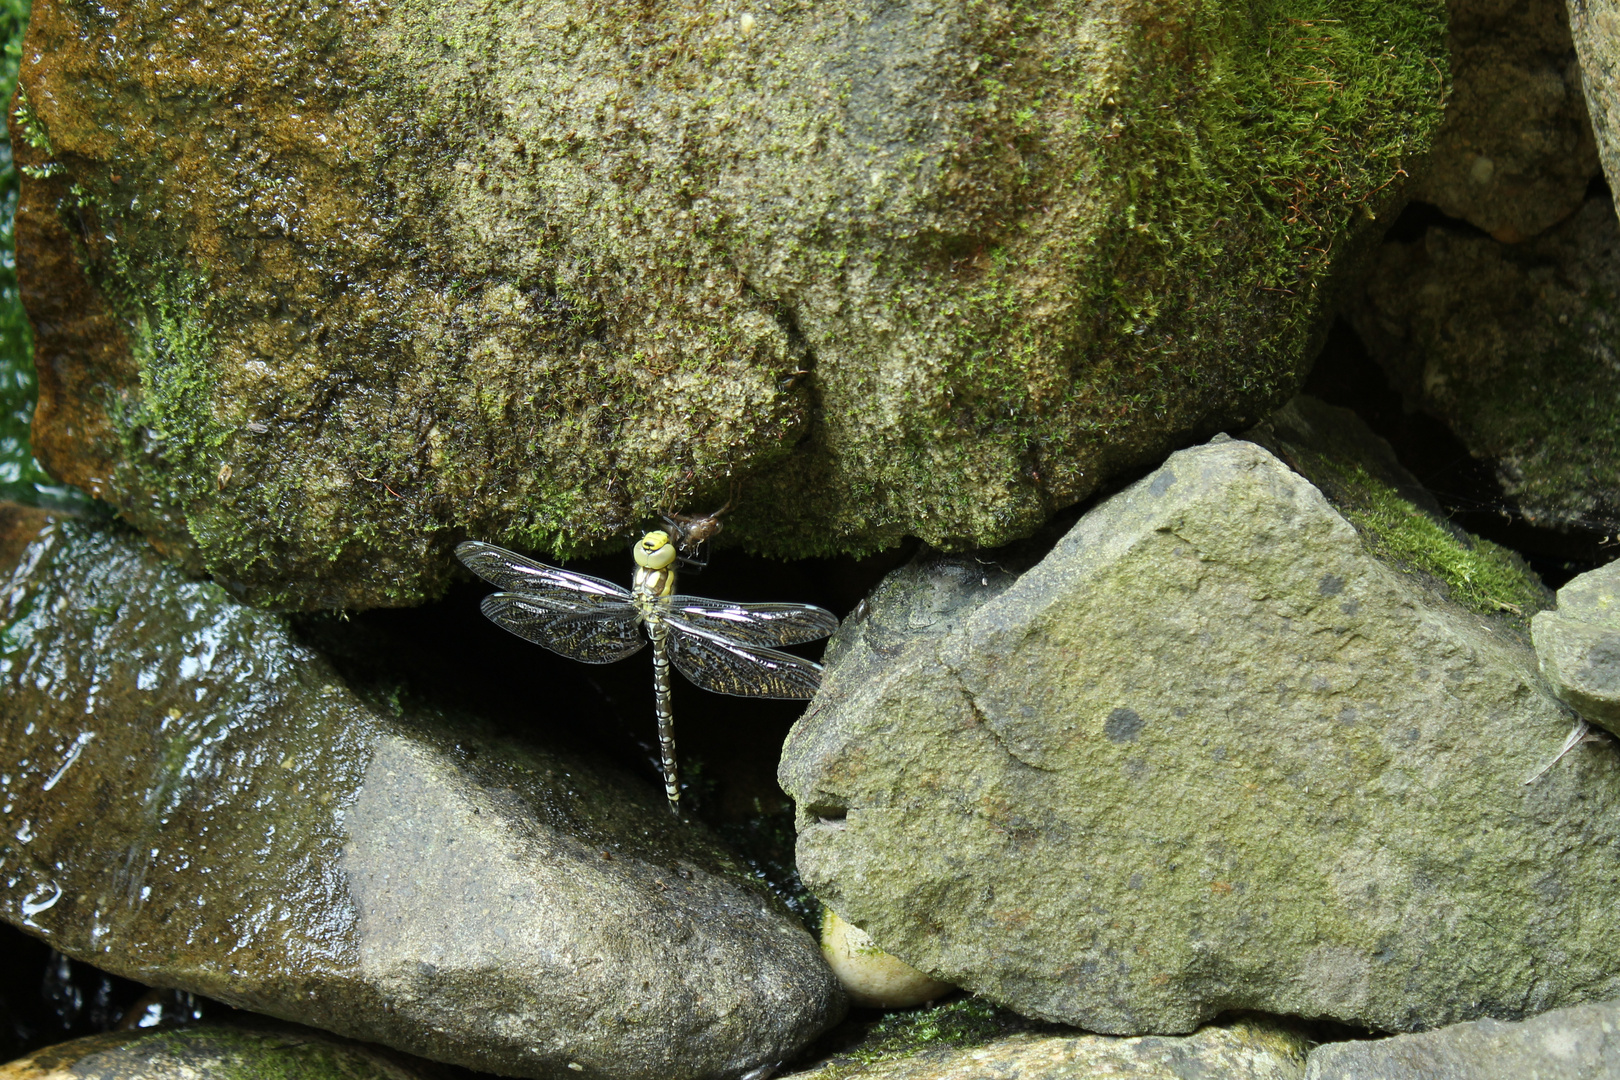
(662, 597), (839, 647)
(480, 594), (646, 663)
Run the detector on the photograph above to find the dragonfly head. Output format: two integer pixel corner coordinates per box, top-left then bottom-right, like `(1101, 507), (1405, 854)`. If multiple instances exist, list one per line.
(633, 530), (677, 570)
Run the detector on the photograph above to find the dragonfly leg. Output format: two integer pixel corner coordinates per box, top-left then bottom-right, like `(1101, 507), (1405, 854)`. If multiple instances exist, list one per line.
(650, 626), (680, 810)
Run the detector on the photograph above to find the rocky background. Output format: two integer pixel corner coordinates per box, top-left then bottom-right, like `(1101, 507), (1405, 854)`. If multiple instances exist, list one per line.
(2, 0), (1620, 1078)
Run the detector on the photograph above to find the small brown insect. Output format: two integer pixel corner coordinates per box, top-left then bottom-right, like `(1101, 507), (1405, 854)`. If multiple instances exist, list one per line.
(661, 499), (731, 571)
(216, 463), (233, 490)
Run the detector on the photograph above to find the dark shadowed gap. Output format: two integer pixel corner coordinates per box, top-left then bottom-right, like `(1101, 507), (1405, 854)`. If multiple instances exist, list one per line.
(295, 541), (917, 827)
(1303, 312), (1617, 589)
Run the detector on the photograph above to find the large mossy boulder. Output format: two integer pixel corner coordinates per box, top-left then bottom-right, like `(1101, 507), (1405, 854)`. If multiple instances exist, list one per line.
(16, 0), (1445, 608)
(780, 434), (1619, 1035)
(0, 505), (844, 1080)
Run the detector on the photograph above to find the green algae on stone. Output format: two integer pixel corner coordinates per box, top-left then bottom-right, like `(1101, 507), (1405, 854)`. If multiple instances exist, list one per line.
(782, 437), (1620, 1036)
(0, 508), (844, 1080)
(16, 0), (1446, 608)
(784, 1015), (1312, 1080)
(0, 1024), (437, 1080)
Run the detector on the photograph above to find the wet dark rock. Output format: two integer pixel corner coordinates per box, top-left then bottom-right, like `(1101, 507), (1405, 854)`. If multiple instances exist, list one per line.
(0, 1022), (439, 1080)
(16, 0), (1445, 607)
(785, 1013), (1311, 1080)
(0, 508), (844, 1080)
(1352, 193), (1620, 537)
(1412, 0), (1600, 241)
(1305, 998), (1620, 1078)
(781, 436), (1620, 1035)
(1533, 559), (1620, 731)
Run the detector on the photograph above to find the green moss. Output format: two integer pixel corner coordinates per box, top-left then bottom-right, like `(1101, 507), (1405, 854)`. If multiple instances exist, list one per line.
(853, 998), (1006, 1060)
(1312, 456), (1548, 619)
(798, 997), (1039, 1080)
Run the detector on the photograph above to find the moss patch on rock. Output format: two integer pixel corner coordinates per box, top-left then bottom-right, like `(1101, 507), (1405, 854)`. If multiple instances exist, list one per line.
(1311, 456), (1548, 619)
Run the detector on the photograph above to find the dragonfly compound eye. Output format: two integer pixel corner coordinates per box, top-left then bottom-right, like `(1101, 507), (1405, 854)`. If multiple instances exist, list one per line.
(633, 530), (677, 569)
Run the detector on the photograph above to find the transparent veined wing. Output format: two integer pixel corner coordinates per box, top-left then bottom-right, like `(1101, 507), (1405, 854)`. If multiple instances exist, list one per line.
(457, 541), (631, 612)
(664, 618), (823, 699)
(480, 593), (646, 663)
(662, 597), (838, 647)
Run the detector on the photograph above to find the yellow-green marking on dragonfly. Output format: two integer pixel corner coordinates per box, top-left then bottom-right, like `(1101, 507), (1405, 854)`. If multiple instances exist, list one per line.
(456, 528), (836, 811)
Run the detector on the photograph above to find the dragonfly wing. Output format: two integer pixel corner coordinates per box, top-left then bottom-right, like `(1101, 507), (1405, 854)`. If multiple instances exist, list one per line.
(457, 541), (631, 612)
(664, 618), (823, 699)
(663, 596), (838, 647)
(481, 593), (646, 663)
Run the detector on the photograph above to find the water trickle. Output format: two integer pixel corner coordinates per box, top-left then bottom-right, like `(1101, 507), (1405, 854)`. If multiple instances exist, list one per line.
(21, 880), (62, 927)
(41, 730), (95, 791)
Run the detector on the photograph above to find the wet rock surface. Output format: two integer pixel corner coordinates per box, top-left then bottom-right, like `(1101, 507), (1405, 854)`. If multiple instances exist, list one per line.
(0, 508), (844, 1080)
(1353, 193), (1620, 536)
(1533, 559), (1620, 730)
(1304, 997), (1620, 1078)
(1413, 0), (1599, 241)
(785, 1015), (1312, 1080)
(0, 1022), (438, 1080)
(781, 436), (1620, 1035)
(15, 0), (1444, 607)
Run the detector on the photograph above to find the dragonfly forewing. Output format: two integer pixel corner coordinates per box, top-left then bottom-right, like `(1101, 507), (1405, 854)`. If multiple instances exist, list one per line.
(662, 596), (839, 648)
(458, 541), (632, 611)
(664, 618), (823, 699)
(481, 593), (646, 663)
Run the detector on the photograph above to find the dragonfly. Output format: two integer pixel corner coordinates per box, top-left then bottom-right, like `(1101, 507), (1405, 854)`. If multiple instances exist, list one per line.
(456, 528), (837, 810)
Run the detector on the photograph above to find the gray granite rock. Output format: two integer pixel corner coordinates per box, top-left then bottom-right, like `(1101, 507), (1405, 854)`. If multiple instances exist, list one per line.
(0, 505), (843, 1080)
(1306, 997), (1620, 1078)
(1352, 193), (1620, 536)
(15, 0), (1446, 607)
(1533, 559), (1620, 731)
(1415, 0), (1600, 241)
(781, 436), (1620, 1036)
(1568, 0), (1620, 202)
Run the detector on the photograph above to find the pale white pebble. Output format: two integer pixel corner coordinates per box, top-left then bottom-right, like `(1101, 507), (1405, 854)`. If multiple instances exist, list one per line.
(820, 908), (954, 1009)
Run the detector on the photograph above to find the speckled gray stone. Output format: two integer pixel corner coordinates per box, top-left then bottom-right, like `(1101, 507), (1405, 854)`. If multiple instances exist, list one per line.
(1569, 0), (1620, 203)
(1533, 559), (1620, 731)
(782, 436), (1620, 1036)
(1305, 998), (1620, 1078)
